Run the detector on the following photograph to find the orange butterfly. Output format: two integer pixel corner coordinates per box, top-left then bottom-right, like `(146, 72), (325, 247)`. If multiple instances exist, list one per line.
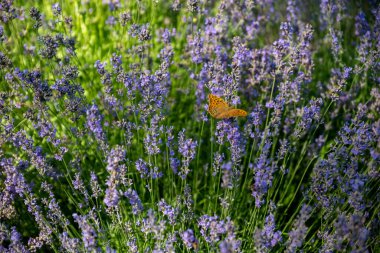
(207, 94), (248, 119)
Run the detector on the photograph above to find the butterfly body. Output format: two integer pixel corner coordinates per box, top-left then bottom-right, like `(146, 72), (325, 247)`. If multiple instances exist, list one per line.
(207, 94), (247, 119)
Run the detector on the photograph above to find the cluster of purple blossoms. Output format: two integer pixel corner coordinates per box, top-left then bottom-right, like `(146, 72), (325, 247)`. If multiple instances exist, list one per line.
(321, 213), (369, 252)
(140, 209), (167, 242)
(72, 172), (90, 206)
(135, 158), (162, 179)
(41, 182), (70, 228)
(73, 213), (97, 250)
(254, 213), (282, 252)
(86, 103), (106, 143)
(143, 114), (162, 155)
(178, 129), (197, 179)
(198, 215), (241, 251)
(124, 188), (144, 215)
(13, 69), (52, 104)
(136, 72), (170, 122)
(251, 140), (275, 207)
(181, 229), (198, 250)
(90, 171), (102, 199)
(164, 126), (180, 173)
(0, 158), (29, 220)
(0, 0), (17, 23)
(312, 112), (375, 215)
(292, 98), (323, 138)
(215, 120), (245, 166)
(327, 67), (352, 102)
(94, 59), (119, 108)
(0, 25), (6, 42)
(158, 199), (178, 225)
(29, 7), (42, 28)
(104, 146), (126, 208)
(60, 232), (81, 252)
(0, 227), (28, 252)
(285, 205), (312, 253)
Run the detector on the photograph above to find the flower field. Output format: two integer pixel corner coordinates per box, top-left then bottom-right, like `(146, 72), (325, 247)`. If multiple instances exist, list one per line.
(0, 0), (379, 252)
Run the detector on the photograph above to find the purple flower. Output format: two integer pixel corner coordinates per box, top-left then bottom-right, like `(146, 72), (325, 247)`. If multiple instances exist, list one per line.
(212, 152), (224, 176)
(165, 126), (179, 173)
(181, 229), (198, 249)
(312, 117), (373, 213)
(138, 23), (151, 42)
(134, 158), (162, 179)
(292, 98), (323, 138)
(232, 37), (251, 67)
(52, 3), (61, 16)
(187, 32), (204, 64)
(110, 53), (122, 71)
(94, 60), (107, 75)
(198, 215), (241, 251)
(143, 114), (162, 155)
(34, 116), (60, 146)
(106, 146), (125, 171)
(106, 16), (116, 26)
(124, 189), (143, 215)
(135, 158), (149, 178)
(114, 119), (136, 147)
(285, 205), (312, 253)
(137, 73), (169, 121)
(102, 0), (120, 11)
(9, 227), (29, 252)
(187, 0), (199, 13)
(158, 199), (178, 225)
(251, 140), (274, 208)
(104, 146), (126, 208)
(90, 172), (102, 198)
(329, 28), (342, 60)
(254, 213), (282, 251)
(30, 7), (42, 28)
(104, 188), (119, 208)
(215, 120), (245, 165)
(128, 24), (140, 37)
(198, 215), (224, 243)
(0, 25), (6, 42)
(119, 12), (131, 26)
(140, 209), (166, 241)
(171, 0), (180, 11)
(60, 232), (80, 252)
(1, 158), (29, 197)
(249, 105), (265, 127)
(86, 103), (106, 142)
(326, 67), (352, 102)
(219, 237), (241, 253)
(178, 129), (197, 179)
(0, 0), (17, 23)
(161, 28), (176, 44)
(72, 173), (91, 207)
(355, 11), (370, 36)
(22, 192), (53, 249)
(39, 35), (59, 59)
(73, 213), (97, 250)
(41, 182), (70, 227)
(249, 48), (275, 86)
(337, 214), (368, 251)
(221, 162), (233, 189)
(12, 69), (52, 103)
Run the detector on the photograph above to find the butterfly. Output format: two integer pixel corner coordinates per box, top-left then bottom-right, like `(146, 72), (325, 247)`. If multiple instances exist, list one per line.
(207, 94), (248, 119)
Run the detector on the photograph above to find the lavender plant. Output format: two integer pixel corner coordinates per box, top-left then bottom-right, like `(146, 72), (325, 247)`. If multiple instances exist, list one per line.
(0, 0), (379, 252)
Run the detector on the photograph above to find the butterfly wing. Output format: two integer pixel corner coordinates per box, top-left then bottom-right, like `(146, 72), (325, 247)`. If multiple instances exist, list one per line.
(208, 94), (229, 118)
(217, 109), (248, 119)
(208, 94), (248, 119)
